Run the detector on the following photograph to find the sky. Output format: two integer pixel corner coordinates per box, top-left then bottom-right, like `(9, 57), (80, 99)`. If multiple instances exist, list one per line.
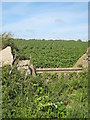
(2, 2), (88, 40)
(1, 0), (89, 2)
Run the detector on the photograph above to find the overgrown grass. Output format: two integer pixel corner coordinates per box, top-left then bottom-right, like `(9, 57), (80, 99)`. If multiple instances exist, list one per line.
(2, 65), (88, 118)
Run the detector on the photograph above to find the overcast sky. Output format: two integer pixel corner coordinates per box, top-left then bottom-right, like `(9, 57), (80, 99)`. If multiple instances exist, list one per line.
(2, 2), (88, 40)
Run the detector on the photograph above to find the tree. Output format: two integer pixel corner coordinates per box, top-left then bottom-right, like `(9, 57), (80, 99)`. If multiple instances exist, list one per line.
(77, 39), (82, 42)
(1, 32), (14, 49)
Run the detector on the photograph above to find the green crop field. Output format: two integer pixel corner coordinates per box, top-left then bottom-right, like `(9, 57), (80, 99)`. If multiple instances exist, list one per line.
(12, 39), (88, 68)
(1, 37), (89, 119)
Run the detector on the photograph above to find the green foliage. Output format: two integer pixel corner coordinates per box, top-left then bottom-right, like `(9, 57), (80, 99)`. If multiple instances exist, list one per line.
(2, 66), (88, 118)
(77, 64), (83, 68)
(77, 39), (82, 42)
(12, 39), (88, 67)
(1, 33), (19, 57)
(1, 38), (88, 118)
(1, 32), (13, 49)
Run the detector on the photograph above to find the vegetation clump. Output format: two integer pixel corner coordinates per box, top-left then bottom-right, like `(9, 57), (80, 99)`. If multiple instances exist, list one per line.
(2, 65), (88, 118)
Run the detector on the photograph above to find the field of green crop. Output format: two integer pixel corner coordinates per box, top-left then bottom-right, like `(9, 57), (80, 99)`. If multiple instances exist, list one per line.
(12, 39), (88, 68)
(1, 38), (89, 119)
